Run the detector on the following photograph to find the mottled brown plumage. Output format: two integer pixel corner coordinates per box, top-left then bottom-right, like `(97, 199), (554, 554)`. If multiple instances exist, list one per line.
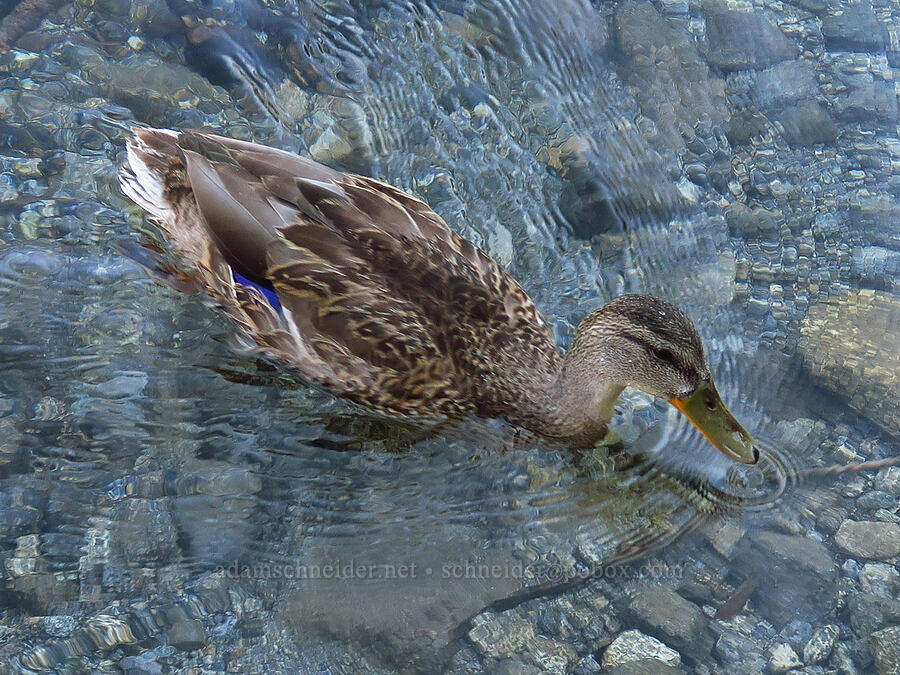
(119, 128), (759, 461)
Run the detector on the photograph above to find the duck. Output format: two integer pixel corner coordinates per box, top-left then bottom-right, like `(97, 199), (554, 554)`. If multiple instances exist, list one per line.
(119, 127), (759, 463)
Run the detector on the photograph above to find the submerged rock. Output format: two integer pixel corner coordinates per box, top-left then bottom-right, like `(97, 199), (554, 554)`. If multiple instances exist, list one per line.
(835, 520), (900, 560)
(702, 0), (795, 71)
(768, 642), (802, 673)
(870, 625), (900, 675)
(799, 290), (900, 438)
(730, 530), (837, 627)
(803, 624), (838, 665)
(601, 629), (681, 669)
(620, 586), (713, 664)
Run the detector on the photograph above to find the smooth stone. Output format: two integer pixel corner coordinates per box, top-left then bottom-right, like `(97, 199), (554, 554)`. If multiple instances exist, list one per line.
(731, 531), (837, 626)
(620, 586), (713, 663)
(601, 629), (681, 669)
(870, 626), (900, 675)
(821, 0), (887, 52)
(848, 593), (900, 637)
(167, 618), (206, 652)
(835, 521), (900, 560)
(702, 0), (795, 71)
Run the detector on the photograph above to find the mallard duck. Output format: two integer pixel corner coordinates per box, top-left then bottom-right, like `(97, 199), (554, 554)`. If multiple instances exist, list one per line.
(119, 128), (759, 463)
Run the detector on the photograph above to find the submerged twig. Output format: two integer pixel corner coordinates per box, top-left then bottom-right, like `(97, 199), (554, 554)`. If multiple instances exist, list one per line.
(0, 0), (68, 52)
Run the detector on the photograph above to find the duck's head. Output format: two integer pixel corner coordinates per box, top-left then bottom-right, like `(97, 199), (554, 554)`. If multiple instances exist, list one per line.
(571, 294), (759, 464)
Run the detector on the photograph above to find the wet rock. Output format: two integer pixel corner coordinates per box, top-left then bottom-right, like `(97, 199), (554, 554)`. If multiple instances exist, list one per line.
(848, 593), (900, 637)
(715, 631), (766, 671)
(768, 642), (802, 673)
(777, 101), (838, 147)
(858, 490), (897, 512)
(799, 291), (900, 437)
(109, 498), (179, 563)
(835, 520), (900, 560)
(601, 629), (681, 669)
(703, 1), (795, 71)
(875, 467), (900, 497)
(803, 624), (838, 665)
(833, 74), (897, 124)
(749, 61), (818, 110)
(572, 656), (602, 675)
(468, 611), (535, 658)
(821, 0), (887, 52)
(731, 530), (837, 627)
(870, 626), (900, 675)
(167, 617), (206, 652)
(607, 661), (684, 675)
(851, 247), (900, 292)
(859, 563), (900, 598)
(40, 615), (75, 638)
(781, 620), (814, 653)
(620, 586), (713, 663)
(613, 0), (728, 158)
(725, 202), (781, 237)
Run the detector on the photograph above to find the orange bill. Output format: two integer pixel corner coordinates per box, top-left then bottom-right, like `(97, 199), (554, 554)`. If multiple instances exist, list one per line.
(669, 380), (759, 464)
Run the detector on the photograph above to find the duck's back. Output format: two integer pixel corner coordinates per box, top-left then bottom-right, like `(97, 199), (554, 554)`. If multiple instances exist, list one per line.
(120, 128), (560, 421)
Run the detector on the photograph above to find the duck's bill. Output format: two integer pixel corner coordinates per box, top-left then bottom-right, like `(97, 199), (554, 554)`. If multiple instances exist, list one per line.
(669, 380), (760, 464)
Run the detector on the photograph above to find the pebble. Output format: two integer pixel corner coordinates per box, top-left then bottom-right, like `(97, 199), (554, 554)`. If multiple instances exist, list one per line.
(835, 521), (900, 560)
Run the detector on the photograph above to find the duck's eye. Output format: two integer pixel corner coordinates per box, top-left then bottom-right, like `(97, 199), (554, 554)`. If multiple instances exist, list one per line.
(653, 347), (676, 363)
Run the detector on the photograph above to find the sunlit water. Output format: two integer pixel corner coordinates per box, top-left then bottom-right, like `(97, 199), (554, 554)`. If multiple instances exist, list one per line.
(0, 0), (897, 671)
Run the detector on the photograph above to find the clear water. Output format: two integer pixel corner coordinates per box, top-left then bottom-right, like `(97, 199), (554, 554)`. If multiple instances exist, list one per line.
(0, 0), (897, 672)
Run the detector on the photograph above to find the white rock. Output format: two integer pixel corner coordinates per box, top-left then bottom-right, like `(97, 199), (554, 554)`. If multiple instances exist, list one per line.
(602, 629), (681, 669)
(768, 642), (802, 673)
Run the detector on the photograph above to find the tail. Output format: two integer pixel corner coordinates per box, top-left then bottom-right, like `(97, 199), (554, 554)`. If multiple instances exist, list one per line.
(118, 128), (181, 222)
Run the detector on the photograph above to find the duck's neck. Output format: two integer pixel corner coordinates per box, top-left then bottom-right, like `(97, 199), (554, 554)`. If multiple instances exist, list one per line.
(530, 344), (625, 447)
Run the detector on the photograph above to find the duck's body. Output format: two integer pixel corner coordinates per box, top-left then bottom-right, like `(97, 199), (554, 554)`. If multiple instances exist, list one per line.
(120, 128), (759, 461)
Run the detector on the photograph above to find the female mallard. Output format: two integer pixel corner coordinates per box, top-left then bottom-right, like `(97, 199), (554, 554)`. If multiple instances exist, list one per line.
(120, 128), (758, 463)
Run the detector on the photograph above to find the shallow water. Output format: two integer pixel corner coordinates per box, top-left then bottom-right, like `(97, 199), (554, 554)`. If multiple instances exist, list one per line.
(0, 0), (897, 672)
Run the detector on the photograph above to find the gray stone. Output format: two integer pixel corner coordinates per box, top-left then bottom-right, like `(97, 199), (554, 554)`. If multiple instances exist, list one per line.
(769, 642), (802, 673)
(777, 102), (838, 147)
(870, 626), (900, 675)
(167, 618), (206, 652)
(725, 203), (782, 237)
(858, 491), (898, 512)
(859, 563), (900, 598)
(703, 1), (795, 71)
(731, 531), (837, 626)
(607, 662), (684, 675)
(715, 631), (765, 669)
(620, 586), (713, 663)
(572, 655), (603, 675)
(834, 75), (897, 124)
(875, 467), (900, 497)
(40, 615), (76, 638)
(614, 0), (728, 158)
(848, 593), (900, 637)
(803, 624), (838, 665)
(800, 291), (900, 438)
(821, 0), (887, 52)
(602, 629), (681, 669)
(750, 61), (819, 109)
(781, 620), (814, 652)
(835, 521), (900, 560)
